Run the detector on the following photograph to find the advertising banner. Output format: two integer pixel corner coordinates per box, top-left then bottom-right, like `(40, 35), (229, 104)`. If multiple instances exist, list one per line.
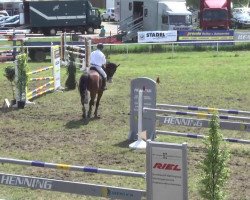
(178, 30), (234, 45)
(234, 31), (250, 41)
(138, 31), (177, 43)
(51, 45), (61, 90)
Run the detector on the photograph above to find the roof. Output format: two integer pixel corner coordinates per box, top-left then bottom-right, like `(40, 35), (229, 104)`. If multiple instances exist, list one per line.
(161, 2), (192, 15)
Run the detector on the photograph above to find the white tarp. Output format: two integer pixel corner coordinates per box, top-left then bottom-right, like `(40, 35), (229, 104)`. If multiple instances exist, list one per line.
(137, 31), (177, 43)
(162, 1), (191, 15)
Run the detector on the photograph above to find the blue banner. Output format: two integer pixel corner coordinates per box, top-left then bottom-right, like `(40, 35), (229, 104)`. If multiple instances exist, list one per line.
(178, 30), (234, 46)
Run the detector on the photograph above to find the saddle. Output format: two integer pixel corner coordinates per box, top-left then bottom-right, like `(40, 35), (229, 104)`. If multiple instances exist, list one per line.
(89, 66), (105, 79)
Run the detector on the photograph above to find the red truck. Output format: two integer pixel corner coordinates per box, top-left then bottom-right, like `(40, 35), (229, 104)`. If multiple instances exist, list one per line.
(199, 0), (231, 30)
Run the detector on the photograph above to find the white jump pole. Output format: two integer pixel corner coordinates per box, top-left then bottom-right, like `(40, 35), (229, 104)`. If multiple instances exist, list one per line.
(129, 90), (147, 150)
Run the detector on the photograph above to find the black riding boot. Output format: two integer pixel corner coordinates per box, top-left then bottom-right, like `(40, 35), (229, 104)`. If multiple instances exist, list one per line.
(102, 77), (107, 90)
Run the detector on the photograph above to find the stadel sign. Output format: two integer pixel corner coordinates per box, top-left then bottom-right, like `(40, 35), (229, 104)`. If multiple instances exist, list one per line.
(137, 31), (177, 43)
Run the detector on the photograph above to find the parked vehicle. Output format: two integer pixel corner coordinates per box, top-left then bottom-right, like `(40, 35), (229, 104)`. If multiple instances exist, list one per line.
(199, 0), (231, 30)
(101, 8), (116, 21)
(0, 15), (19, 28)
(232, 7), (250, 28)
(0, 10), (9, 17)
(116, 0), (192, 41)
(0, 16), (10, 24)
(19, 0), (102, 36)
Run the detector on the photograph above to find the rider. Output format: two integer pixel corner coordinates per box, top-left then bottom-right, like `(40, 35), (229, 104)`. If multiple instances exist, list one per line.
(90, 43), (107, 90)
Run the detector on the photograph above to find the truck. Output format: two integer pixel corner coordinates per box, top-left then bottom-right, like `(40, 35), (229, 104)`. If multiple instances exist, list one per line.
(19, 0), (102, 35)
(116, 0), (192, 41)
(199, 0), (231, 30)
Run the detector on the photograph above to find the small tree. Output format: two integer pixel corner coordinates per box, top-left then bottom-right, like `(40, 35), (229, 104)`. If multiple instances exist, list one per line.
(199, 113), (230, 200)
(16, 53), (29, 102)
(4, 65), (16, 100)
(65, 54), (76, 90)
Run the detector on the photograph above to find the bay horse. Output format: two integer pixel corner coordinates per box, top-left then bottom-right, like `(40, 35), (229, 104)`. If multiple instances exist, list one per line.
(79, 62), (119, 119)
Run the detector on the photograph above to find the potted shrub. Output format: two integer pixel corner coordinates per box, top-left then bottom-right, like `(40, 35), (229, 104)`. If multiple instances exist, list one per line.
(16, 53), (29, 109)
(4, 65), (16, 106)
(65, 54), (76, 90)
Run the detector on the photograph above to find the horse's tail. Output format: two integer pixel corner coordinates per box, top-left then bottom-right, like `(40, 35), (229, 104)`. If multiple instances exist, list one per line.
(79, 74), (88, 103)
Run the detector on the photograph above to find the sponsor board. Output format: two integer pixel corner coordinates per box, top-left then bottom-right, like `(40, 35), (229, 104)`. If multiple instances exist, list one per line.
(146, 141), (188, 200)
(138, 31), (177, 43)
(129, 78), (156, 140)
(178, 30), (234, 45)
(51, 45), (61, 90)
(234, 31), (250, 41)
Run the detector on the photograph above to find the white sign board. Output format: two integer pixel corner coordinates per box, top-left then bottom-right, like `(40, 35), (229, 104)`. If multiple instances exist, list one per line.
(137, 31), (177, 43)
(51, 46), (61, 90)
(146, 141), (188, 200)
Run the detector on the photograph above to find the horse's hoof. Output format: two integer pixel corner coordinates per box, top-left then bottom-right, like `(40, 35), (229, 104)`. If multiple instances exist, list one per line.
(94, 115), (101, 119)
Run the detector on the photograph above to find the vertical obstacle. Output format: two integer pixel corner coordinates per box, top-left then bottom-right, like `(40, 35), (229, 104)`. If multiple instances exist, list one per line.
(129, 77), (250, 145)
(26, 45), (61, 101)
(15, 46), (61, 103)
(62, 32), (91, 71)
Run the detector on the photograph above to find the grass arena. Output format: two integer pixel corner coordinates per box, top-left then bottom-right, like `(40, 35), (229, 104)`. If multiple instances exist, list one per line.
(0, 46), (249, 199)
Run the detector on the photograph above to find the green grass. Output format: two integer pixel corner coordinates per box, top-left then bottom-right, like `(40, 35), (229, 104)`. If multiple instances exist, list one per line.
(0, 50), (249, 200)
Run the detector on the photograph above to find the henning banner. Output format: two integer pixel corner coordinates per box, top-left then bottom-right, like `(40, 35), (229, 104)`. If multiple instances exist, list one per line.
(138, 31), (177, 43)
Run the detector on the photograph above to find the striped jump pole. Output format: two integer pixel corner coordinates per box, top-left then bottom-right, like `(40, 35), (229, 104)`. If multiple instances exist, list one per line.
(155, 130), (250, 144)
(0, 158), (145, 178)
(157, 103), (250, 116)
(144, 108), (250, 123)
(27, 66), (53, 75)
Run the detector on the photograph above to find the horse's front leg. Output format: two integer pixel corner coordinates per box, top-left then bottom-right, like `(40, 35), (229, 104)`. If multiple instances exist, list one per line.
(94, 91), (103, 118)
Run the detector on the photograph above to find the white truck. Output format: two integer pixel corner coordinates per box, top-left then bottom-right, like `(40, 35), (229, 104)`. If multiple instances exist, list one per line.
(115, 0), (192, 40)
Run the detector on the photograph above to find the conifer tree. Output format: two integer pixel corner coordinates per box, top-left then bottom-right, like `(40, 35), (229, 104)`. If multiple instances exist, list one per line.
(199, 113), (230, 200)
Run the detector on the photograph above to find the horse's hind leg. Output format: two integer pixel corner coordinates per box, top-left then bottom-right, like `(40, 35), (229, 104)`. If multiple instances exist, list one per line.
(81, 95), (87, 119)
(88, 94), (95, 118)
(94, 92), (103, 118)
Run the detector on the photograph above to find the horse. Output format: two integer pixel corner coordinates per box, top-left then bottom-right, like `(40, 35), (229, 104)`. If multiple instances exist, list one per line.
(79, 62), (119, 119)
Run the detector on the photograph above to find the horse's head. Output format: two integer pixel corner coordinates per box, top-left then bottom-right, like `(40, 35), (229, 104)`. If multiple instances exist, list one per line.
(105, 62), (120, 81)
